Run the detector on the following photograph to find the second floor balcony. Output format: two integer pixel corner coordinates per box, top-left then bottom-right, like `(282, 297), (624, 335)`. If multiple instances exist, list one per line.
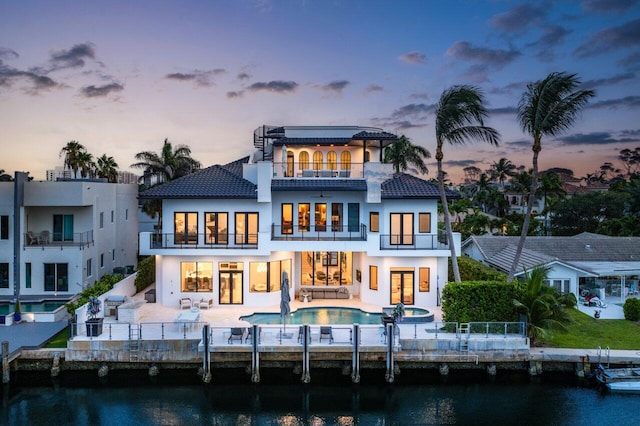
(271, 224), (367, 241)
(379, 232), (449, 250)
(24, 230), (94, 249)
(149, 233), (258, 250)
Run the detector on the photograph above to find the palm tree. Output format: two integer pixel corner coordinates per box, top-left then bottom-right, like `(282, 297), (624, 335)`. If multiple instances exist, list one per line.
(77, 151), (95, 178)
(59, 140), (87, 178)
(508, 72), (595, 282)
(131, 138), (201, 186)
(383, 135), (431, 174)
(435, 85), (500, 282)
(96, 154), (119, 183)
(537, 171), (566, 235)
(513, 266), (571, 344)
(490, 157), (516, 188)
(0, 169), (12, 181)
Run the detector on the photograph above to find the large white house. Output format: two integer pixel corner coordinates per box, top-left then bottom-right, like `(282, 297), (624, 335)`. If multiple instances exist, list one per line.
(138, 125), (460, 309)
(0, 173), (138, 301)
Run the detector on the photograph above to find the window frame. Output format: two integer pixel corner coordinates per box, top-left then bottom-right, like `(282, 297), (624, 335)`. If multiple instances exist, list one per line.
(418, 213), (431, 233)
(174, 212), (198, 245)
(419, 267), (430, 292)
(205, 212), (228, 245)
(370, 212), (379, 232)
(0, 215), (8, 240)
(235, 212), (258, 245)
(369, 265), (378, 291)
(282, 203), (293, 234)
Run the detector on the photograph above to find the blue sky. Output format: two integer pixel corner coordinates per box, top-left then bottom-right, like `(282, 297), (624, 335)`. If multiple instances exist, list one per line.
(1, 0), (639, 182)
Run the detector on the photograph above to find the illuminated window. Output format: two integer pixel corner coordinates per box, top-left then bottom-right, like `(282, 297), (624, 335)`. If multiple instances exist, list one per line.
(419, 267), (430, 292)
(181, 262), (213, 292)
(370, 212), (379, 232)
(369, 265), (378, 291)
(419, 213), (431, 233)
(299, 151), (309, 170)
(327, 151), (337, 170)
(313, 151), (323, 171)
(340, 151), (351, 170)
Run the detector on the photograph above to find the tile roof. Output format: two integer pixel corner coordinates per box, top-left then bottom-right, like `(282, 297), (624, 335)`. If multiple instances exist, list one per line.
(221, 156), (250, 177)
(272, 179), (367, 192)
(139, 163), (257, 199)
(352, 130), (398, 140)
(273, 137), (352, 146)
(381, 173), (460, 199)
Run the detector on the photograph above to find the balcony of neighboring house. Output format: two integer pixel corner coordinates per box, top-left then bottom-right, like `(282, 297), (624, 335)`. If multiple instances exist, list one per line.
(379, 231), (450, 250)
(271, 223), (367, 241)
(24, 229), (94, 249)
(272, 162), (364, 179)
(147, 232), (259, 250)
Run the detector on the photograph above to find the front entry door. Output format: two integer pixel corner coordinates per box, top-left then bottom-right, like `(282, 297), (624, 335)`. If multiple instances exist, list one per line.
(219, 271), (243, 304)
(390, 271), (414, 305)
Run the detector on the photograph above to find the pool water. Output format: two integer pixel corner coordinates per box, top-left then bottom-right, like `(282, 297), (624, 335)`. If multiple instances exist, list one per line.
(0, 301), (68, 315)
(240, 306), (431, 325)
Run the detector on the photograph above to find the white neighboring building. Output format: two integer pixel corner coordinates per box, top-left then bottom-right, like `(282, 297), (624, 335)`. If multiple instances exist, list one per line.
(0, 173), (138, 300)
(138, 125), (461, 310)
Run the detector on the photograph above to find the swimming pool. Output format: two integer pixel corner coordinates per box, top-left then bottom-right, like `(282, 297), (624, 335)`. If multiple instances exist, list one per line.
(0, 301), (69, 315)
(240, 306), (432, 325)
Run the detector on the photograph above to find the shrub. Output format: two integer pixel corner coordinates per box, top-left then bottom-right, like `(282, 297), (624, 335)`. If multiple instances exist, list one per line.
(441, 280), (520, 323)
(450, 256), (507, 282)
(134, 256), (155, 293)
(623, 298), (640, 321)
(65, 273), (123, 316)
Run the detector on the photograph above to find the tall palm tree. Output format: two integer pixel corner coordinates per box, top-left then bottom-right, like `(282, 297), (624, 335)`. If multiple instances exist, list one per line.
(490, 157), (516, 188)
(508, 72), (595, 282)
(131, 138), (201, 186)
(383, 135), (431, 174)
(435, 85), (500, 282)
(77, 151), (95, 178)
(59, 140), (87, 178)
(97, 154), (119, 183)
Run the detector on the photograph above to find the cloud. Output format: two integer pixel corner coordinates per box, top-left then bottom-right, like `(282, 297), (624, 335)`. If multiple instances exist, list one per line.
(237, 72), (251, 80)
(488, 106), (517, 115)
(447, 41), (521, 67)
(505, 139), (533, 149)
(48, 43), (96, 72)
(581, 72), (636, 90)
(0, 47), (19, 61)
(444, 159), (481, 168)
(390, 103), (435, 120)
(588, 95), (640, 109)
(391, 121), (428, 130)
(364, 84), (384, 93)
(490, 81), (528, 95)
(246, 80), (298, 93)
(317, 80), (350, 94)
(227, 90), (243, 99)
(409, 92), (429, 100)
(165, 69), (226, 87)
(574, 18), (640, 58)
(582, 0), (638, 14)
(620, 129), (640, 136)
(488, 4), (546, 33)
(80, 82), (124, 97)
(527, 25), (572, 62)
(0, 66), (60, 94)
(398, 51), (427, 64)
(556, 131), (639, 145)
(617, 52), (640, 67)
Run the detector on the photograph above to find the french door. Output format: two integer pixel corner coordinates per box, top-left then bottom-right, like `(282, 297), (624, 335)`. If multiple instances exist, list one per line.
(390, 270), (414, 305)
(219, 271), (243, 304)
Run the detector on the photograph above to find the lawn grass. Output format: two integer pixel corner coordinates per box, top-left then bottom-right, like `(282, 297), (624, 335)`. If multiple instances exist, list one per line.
(538, 308), (640, 350)
(44, 328), (69, 348)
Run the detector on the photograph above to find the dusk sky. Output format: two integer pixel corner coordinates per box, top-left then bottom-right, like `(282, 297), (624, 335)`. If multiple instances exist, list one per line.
(1, 0), (639, 183)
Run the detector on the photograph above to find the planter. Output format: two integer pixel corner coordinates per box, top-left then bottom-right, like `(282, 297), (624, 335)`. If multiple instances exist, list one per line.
(86, 318), (104, 337)
(13, 312), (21, 323)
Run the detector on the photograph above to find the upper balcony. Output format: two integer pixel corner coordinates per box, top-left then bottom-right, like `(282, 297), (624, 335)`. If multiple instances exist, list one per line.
(379, 232), (450, 250)
(271, 224), (367, 241)
(271, 162), (364, 179)
(24, 230), (94, 249)
(146, 233), (258, 250)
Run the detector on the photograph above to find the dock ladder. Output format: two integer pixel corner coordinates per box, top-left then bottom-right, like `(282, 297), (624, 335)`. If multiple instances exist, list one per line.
(459, 323), (470, 358)
(129, 324), (140, 362)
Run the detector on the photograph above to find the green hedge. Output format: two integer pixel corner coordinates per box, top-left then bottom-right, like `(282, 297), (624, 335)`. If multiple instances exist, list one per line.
(134, 256), (155, 293)
(623, 298), (640, 321)
(450, 256), (507, 282)
(65, 273), (123, 316)
(441, 280), (520, 323)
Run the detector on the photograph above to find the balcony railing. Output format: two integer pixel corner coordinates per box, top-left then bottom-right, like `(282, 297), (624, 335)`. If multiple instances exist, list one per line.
(272, 162), (364, 179)
(149, 233), (258, 250)
(24, 230), (94, 248)
(379, 232), (448, 250)
(271, 223), (367, 241)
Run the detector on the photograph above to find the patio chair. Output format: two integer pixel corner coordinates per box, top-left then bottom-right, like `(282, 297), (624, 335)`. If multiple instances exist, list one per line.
(245, 327), (261, 343)
(179, 297), (192, 309)
(26, 231), (38, 245)
(228, 327), (245, 344)
(302, 169), (314, 178)
(297, 326), (311, 344)
(319, 326), (333, 344)
(198, 298), (213, 309)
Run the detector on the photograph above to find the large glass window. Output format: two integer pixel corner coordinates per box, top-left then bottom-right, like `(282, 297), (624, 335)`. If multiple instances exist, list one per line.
(175, 212), (198, 244)
(327, 151), (337, 170)
(1, 215), (8, 240)
(205, 212), (228, 245)
(390, 213), (413, 245)
(419, 267), (430, 292)
(369, 265), (378, 291)
(250, 259), (291, 293)
(313, 151), (323, 171)
(282, 204), (293, 234)
(314, 203), (327, 232)
(0, 263), (8, 288)
(298, 203), (310, 232)
(370, 212), (379, 232)
(299, 151), (309, 170)
(419, 213), (431, 233)
(219, 262), (244, 305)
(235, 212), (258, 244)
(181, 262), (213, 292)
(53, 214), (74, 242)
(331, 203), (342, 232)
(301, 251), (352, 286)
(44, 263), (68, 292)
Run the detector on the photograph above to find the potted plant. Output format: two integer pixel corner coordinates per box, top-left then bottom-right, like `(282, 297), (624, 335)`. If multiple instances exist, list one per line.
(86, 296), (103, 337)
(13, 299), (22, 323)
(392, 302), (405, 323)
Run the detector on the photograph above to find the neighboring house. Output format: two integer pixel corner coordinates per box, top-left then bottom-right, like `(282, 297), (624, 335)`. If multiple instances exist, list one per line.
(138, 125), (461, 309)
(0, 173), (138, 300)
(462, 233), (640, 300)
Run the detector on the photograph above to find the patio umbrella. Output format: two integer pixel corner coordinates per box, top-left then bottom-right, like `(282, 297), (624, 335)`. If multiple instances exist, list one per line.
(280, 271), (291, 336)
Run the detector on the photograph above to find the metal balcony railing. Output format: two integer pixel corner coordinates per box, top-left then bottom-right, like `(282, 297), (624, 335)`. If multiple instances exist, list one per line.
(379, 232), (448, 250)
(272, 162), (364, 179)
(149, 233), (258, 250)
(271, 223), (367, 241)
(24, 230), (94, 248)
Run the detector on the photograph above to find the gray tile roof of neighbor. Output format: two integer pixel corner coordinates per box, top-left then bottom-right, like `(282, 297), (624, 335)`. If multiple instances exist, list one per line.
(381, 173), (460, 199)
(139, 162), (257, 199)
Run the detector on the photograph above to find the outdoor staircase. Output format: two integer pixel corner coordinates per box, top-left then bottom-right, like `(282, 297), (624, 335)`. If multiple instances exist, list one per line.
(129, 325), (140, 362)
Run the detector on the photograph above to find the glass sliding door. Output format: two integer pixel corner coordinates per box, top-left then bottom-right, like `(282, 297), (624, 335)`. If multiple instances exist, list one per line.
(314, 203), (327, 232)
(390, 213), (413, 245)
(390, 270), (414, 305)
(219, 271), (243, 305)
(348, 203), (359, 232)
(53, 214), (74, 242)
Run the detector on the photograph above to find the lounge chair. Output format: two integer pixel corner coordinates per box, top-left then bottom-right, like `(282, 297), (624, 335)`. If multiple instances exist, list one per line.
(319, 326), (333, 343)
(198, 298), (213, 309)
(179, 297), (192, 309)
(302, 169), (314, 178)
(228, 327), (245, 344)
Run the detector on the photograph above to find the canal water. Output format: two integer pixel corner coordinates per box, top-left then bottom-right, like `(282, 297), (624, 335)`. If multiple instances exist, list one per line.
(1, 369), (637, 425)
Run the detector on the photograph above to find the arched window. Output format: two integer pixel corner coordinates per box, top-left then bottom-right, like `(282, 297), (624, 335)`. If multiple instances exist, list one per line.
(299, 151), (309, 170)
(313, 151), (323, 171)
(327, 151), (337, 170)
(340, 151), (351, 170)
